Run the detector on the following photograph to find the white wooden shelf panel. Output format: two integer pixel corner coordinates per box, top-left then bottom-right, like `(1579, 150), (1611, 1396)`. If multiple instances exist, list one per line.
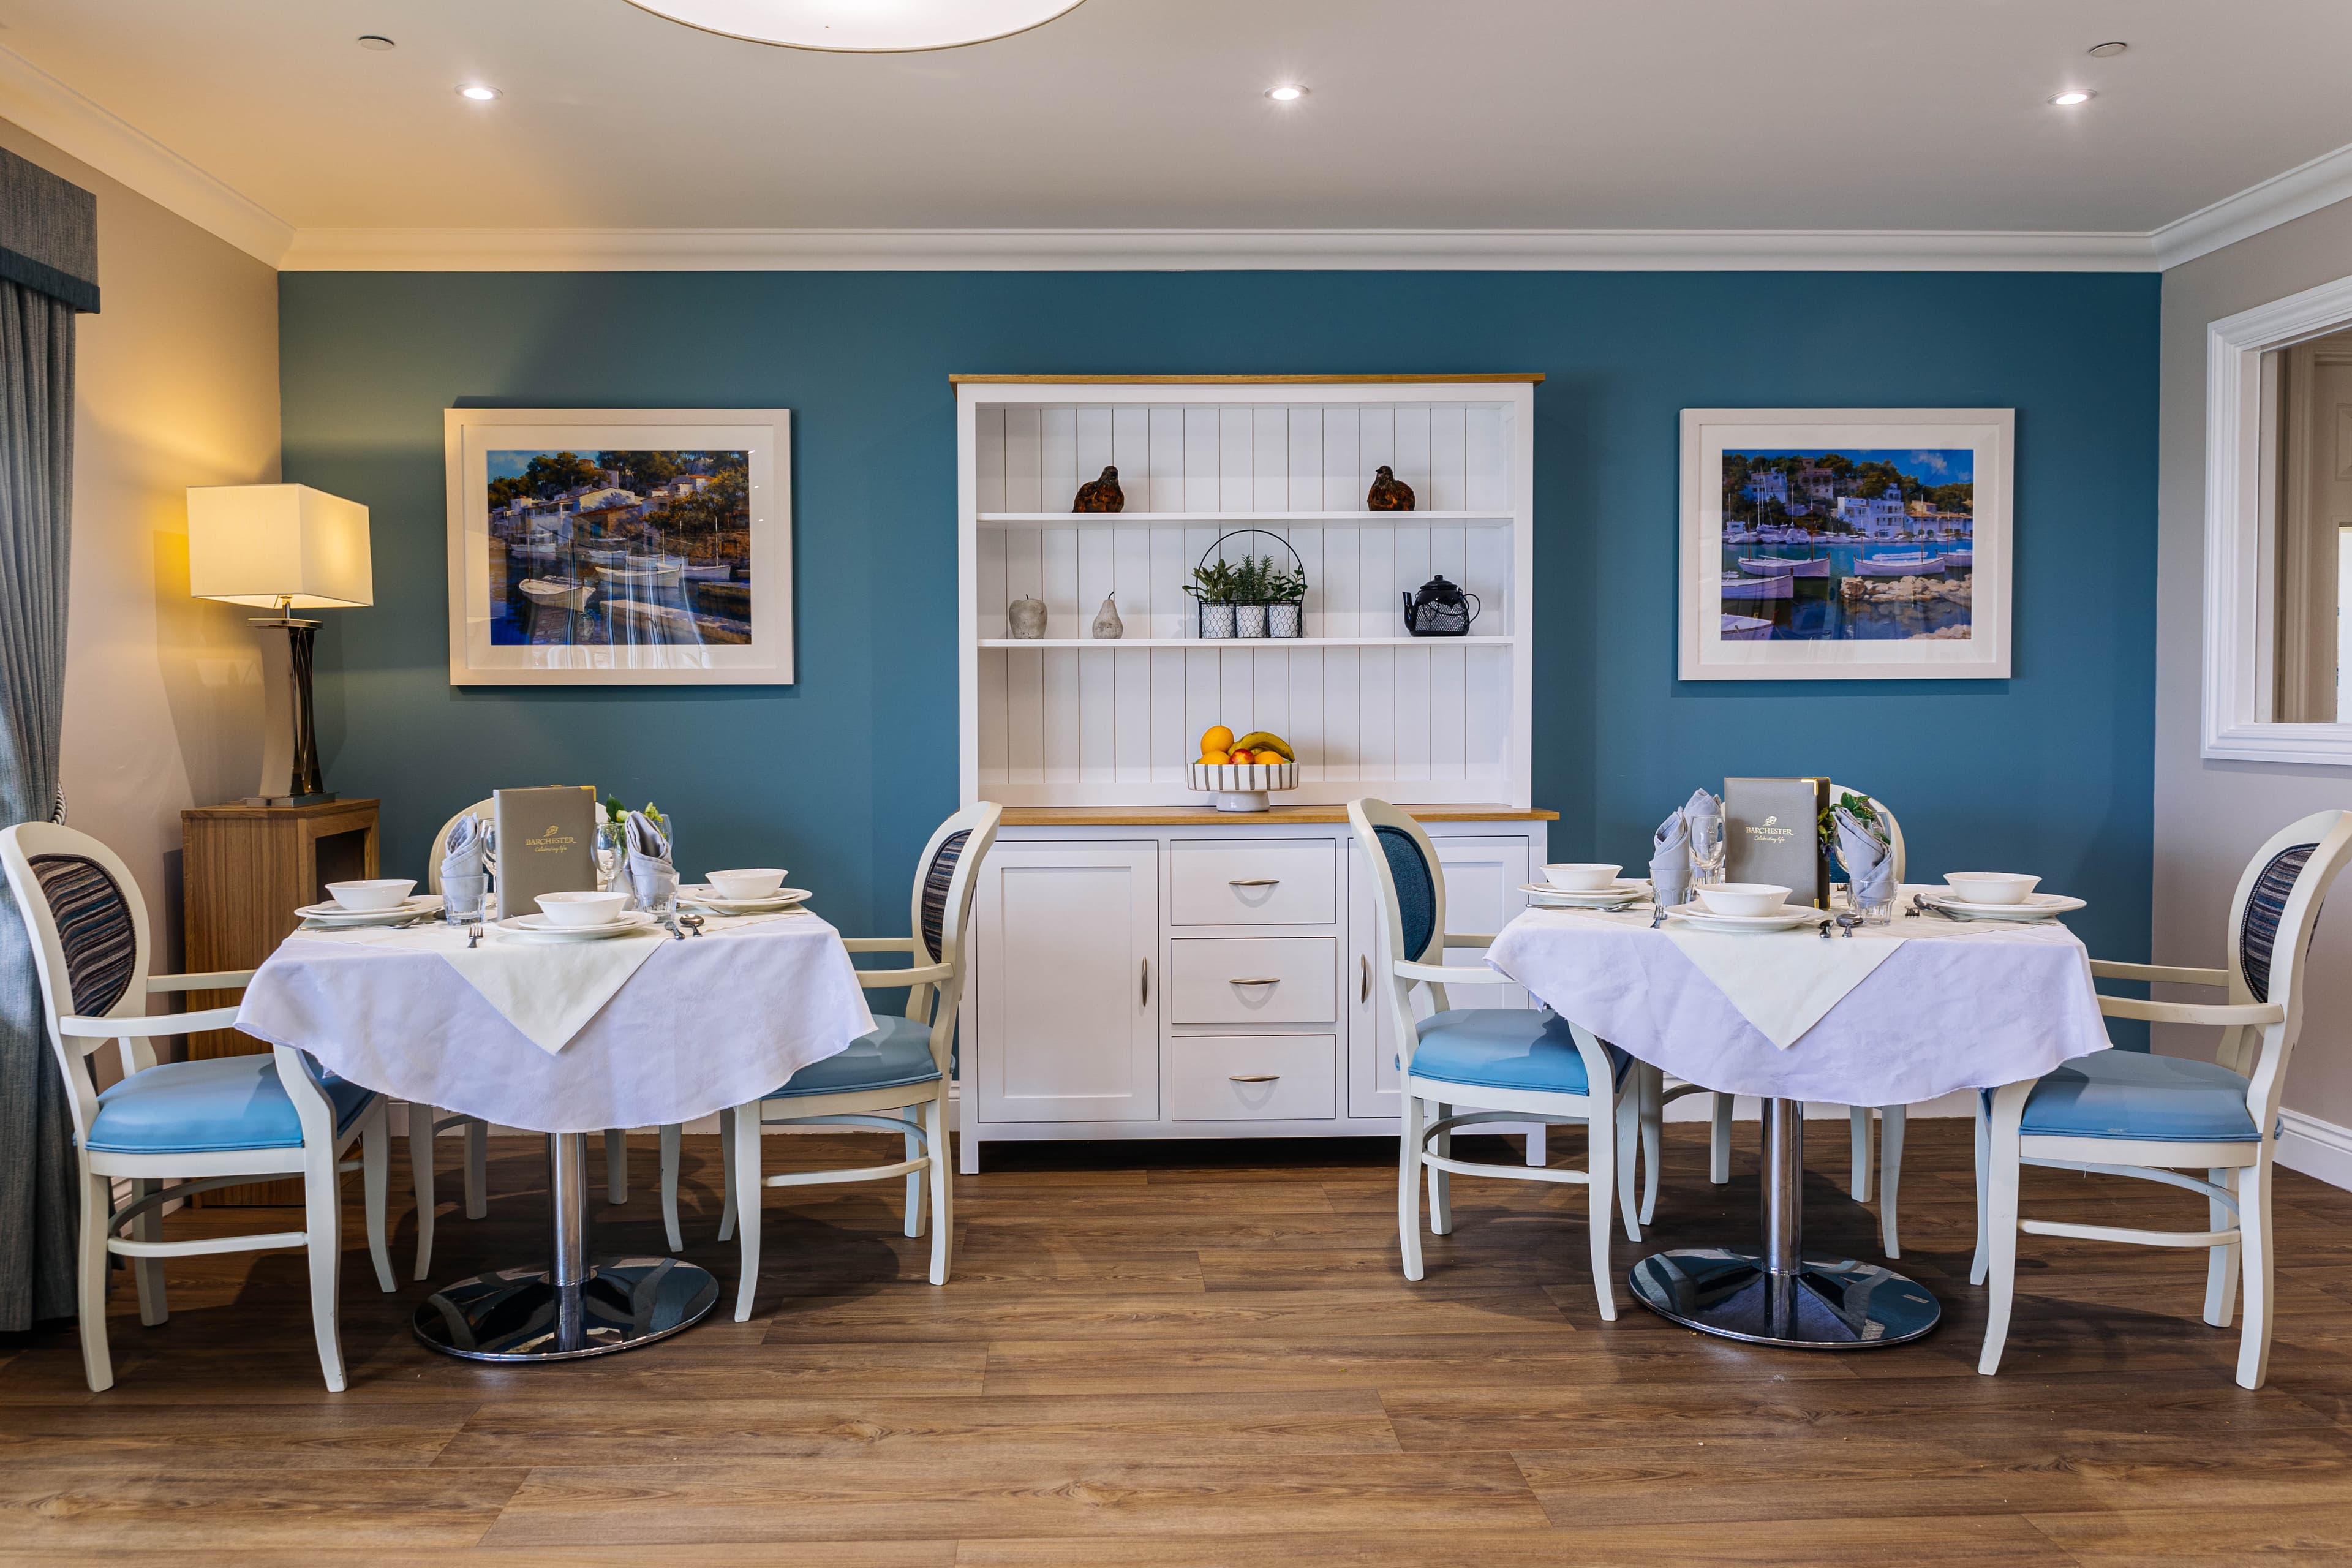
(979, 510), (1512, 527)
(976, 637), (1517, 649)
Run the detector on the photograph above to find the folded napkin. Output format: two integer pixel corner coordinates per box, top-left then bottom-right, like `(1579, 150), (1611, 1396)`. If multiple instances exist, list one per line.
(1660, 925), (1902, 1048)
(1651, 789), (1719, 908)
(441, 813), (485, 881)
(1837, 805), (1896, 907)
(626, 810), (678, 911)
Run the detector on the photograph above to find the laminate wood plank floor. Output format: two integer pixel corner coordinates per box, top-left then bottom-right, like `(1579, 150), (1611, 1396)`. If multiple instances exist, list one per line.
(6, 1119), (2352, 1563)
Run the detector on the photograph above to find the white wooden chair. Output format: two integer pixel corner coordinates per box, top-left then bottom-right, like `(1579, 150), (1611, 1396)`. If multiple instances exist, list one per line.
(1977, 809), (2352, 1389)
(413, 799), (680, 1277)
(1642, 783), (1910, 1255)
(720, 802), (1001, 1321)
(1, 823), (397, 1393)
(1349, 797), (1634, 1319)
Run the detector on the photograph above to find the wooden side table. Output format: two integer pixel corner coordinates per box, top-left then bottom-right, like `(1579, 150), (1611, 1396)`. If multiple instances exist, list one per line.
(181, 798), (380, 1204)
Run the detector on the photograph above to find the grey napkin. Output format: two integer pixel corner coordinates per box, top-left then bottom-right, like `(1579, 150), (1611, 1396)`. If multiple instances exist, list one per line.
(1651, 805), (1691, 908)
(1836, 805), (1895, 907)
(440, 813), (486, 883)
(625, 810), (678, 910)
(1683, 788), (1722, 845)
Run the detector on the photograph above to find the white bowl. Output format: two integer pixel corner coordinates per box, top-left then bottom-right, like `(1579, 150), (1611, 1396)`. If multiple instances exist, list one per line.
(326, 878), (415, 912)
(704, 867), (787, 900)
(1543, 863), (1622, 891)
(537, 891), (628, 928)
(1695, 883), (1792, 918)
(1943, 872), (2040, 906)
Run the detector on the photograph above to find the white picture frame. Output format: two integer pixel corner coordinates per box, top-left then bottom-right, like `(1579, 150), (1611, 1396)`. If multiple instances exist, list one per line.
(443, 407), (792, 686)
(1678, 407), (2013, 682)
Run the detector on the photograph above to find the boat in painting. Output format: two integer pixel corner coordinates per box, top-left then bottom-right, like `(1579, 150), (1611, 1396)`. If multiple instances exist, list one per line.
(1739, 555), (1830, 578)
(1853, 551), (1944, 576)
(1719, 613), (1774, 641)
(1719, 571), (1793, 600)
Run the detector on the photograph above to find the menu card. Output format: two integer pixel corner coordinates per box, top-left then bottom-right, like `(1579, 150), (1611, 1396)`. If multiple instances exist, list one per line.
(1724, 777), (1830, 909)
(492, 785), (599, 918)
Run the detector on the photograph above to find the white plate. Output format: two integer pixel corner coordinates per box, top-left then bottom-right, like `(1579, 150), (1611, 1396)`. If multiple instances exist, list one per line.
(491, 910), (663, 941)
(295, 895), (443, 925)
(678, 886), (810, 911)
(1921, 891), (2086, 921)
(1665, 902), (1822, 933)
(1520, 880), (1648, 906)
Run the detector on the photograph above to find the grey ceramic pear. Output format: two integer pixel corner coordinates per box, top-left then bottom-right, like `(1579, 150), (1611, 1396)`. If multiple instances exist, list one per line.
(1091, 594), (1124, 640)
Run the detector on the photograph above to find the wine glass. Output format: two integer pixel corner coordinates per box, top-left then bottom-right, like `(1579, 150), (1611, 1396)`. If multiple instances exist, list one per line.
(1690, 817), (1727, 888)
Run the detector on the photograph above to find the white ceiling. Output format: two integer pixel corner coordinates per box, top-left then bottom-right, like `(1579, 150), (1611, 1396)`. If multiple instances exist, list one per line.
(2, 0), (2349, 263)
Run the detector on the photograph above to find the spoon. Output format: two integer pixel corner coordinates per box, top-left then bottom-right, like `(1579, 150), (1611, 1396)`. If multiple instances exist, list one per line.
(679, 913), (706, 938)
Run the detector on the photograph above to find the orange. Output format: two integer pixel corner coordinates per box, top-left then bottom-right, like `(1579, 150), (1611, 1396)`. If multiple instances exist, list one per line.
(1200, 750), (1230, 766)
(1201, 724), (1234, 756)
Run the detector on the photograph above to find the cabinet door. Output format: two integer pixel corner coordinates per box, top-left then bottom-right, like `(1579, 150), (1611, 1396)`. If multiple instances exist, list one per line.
(974, 842), (1161, 1123)
(1346, 835), (1534, 1120)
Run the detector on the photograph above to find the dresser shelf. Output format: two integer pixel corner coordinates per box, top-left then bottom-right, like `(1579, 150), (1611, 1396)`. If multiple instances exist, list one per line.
(978, 509), (1513, 528)
(977, 635), (1517, 650)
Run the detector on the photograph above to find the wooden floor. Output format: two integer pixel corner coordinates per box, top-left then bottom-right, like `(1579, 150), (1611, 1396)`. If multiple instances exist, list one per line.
(7, 1118), (2352, 1564)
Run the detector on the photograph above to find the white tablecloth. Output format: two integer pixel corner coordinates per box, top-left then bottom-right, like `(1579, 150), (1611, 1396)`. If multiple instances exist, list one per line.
(1487, 902), (2111, 1104)
(235, 911), (878, 1132)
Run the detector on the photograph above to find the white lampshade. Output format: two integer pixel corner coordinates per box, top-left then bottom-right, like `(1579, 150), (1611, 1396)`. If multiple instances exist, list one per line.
(626, 0), (1086, 51)
(187, 483), (373, 609)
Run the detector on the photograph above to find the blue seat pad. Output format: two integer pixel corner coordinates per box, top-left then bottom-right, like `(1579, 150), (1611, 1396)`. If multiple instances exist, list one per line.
(766, 1014), (943, 1099)
(2021, 1050), (2261, 1143)
(88, 1055), (374, 1155)
(1404, 1009), (1630, 1098)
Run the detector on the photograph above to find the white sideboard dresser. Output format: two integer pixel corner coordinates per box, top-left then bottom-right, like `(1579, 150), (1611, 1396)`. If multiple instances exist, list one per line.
(952, 375), (1552, 1171)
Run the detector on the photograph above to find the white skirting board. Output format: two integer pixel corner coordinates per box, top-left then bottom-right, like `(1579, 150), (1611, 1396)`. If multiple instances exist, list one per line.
(2280, 1107), (2352, 1191)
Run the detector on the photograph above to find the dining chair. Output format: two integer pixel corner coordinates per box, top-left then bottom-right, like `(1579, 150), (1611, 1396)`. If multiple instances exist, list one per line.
(1977, 809), (2352, 1389)
(1349, 797), (1635, 1319)
(415, 799), (674, 1278)
(1, 823), (398, 1393)
(718, 801), (1000, 1320)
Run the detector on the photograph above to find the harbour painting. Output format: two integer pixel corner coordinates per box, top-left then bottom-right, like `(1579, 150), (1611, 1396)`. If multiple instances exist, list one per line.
(1680, 410), (2011, 680)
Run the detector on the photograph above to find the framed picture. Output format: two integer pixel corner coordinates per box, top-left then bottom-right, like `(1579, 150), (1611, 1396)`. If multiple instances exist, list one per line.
(443, 407), (791, 685)
(1678, 407), (2012, 681)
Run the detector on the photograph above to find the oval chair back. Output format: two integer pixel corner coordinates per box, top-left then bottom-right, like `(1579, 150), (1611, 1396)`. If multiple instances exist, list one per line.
(904, 801), (1003, 1076)
(0, 822), (159, 1140)
(2219, 809), (2352, 1118)
(1345, 797), (1450, 1076)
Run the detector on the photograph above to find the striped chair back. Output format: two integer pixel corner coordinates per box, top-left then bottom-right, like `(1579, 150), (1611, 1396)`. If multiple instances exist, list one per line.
(26, 854), (137, 1016)
(2217, 812), (2352, 1099)
(903, 801), (1003, 985)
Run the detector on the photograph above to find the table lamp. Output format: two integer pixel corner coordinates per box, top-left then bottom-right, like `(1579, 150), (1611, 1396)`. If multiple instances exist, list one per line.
(187, 483), (372, 805)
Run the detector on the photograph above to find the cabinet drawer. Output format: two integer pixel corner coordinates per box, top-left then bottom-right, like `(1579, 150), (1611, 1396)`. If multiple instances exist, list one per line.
(1168, 839), (1336, 927)
(1167, 936), (1337, 1024)
(1171, 1035), (1337, 1121)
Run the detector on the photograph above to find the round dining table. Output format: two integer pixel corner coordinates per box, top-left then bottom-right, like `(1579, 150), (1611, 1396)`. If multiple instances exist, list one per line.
(235, 906), (875, 1362)
(1487, 888), (2111, 1348)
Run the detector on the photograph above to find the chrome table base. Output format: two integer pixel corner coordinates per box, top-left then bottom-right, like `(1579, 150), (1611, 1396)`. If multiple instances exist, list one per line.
(413, 1130), (717, 1363)
(1629, 1096), (1941, 1350)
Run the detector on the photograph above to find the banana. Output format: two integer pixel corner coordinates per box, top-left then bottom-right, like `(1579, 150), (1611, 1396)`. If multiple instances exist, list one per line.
(1234, 731), (1293, 761)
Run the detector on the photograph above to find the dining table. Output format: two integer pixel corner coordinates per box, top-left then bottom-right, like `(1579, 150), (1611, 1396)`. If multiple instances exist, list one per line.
(234, 904), (875, 1362)
(1487, 886), (2111, 1348)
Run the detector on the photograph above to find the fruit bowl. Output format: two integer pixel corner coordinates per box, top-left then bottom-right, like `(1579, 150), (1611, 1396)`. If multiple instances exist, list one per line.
(1186, 760), (1300, 813)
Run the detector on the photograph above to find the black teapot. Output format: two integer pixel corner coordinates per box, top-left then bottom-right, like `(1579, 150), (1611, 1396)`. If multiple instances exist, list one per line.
(1401, 573), (1480, 637)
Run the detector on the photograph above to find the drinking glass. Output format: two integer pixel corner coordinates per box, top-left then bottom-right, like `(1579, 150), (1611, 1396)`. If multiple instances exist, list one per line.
(1846, 878), (1896, 927)
(594, 820), (625, 895)
(1689, 818), (1727, 888)
(441, 872), (488, 925)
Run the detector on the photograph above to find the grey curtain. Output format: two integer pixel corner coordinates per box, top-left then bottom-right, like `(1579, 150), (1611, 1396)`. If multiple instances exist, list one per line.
(0, 146), (94, 1332)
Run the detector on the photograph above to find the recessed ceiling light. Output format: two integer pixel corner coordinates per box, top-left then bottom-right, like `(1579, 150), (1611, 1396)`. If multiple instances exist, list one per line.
(1266, 84), (1307, 102)
(2050, 90), (2094, 106)
(624, 0), (1087, 52)
(457, 84), (502, 101)
(356, 34), (395, 51)
(2087, 41), (2127, 58)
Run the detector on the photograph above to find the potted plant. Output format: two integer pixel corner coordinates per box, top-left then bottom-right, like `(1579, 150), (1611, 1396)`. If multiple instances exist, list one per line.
(1186, 557), (1240, 639)
(1263, 559), (1306, 638)
(1233, 554), (1272, 638)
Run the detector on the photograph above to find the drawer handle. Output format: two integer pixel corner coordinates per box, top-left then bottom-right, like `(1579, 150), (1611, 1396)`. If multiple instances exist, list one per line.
(1229, 976), (1281, 987)
(1360, 954), (1371, 1003)
(1140, 959), (1150, 1008)
(1229, 1073), (1281, 1084)
(1228, 877), (1280, 887)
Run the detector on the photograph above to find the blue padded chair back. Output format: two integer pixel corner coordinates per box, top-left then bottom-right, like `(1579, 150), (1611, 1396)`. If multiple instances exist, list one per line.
(27, 854), (136, 1016)
(1374, 824), (1438, 961)
(2240, 843), (2318, 1005)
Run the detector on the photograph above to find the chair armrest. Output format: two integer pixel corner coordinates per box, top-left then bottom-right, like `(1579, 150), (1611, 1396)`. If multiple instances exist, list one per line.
(841, 937), (919, 953)
(2097, 995), (2283, 1027)
(1442, 933), (1500, 948)
(2088, 960), (2230, 987)
(147, 970), (254, 993)
(853, 962), (954, 989)
(61, 1006), (243, 1039)
(1395, 959), (1515, 987)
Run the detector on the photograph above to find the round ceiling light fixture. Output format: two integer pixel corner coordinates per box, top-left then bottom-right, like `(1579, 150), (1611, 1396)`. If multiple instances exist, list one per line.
(457, 84), (502, 100)
(356, 34), (396, 51)
(625, 0), (1088, 52)
(2087, 41), (2127, 58)
(2050, 89), (2094, 106)
(1265, 84), (1308, 102)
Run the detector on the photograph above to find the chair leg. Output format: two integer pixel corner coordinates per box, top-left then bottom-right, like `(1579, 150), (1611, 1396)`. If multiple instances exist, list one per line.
(2204, 1166), (2241, 1328)
(1398, 1093), (1425, 1281)
(2237, 1156), (2275, 1390)
(304, 1142), (348, 1393)
(730, 1104), (764, 1322)
(1970, 1091), (1992, 1286)
(717, 1106), (739, 1242)
(903, 1107), (928, 1239)
(605, 1128), (628, 1204)
(77, 1170), (115, 1392)
(410, 1103), (439, 1280)
(1976, 1088), (2026, 1378)
(924, 1096), (952, 1286)
(1878, 1106), (1905, 1259)
(1638, 1065), (1662, 1226)
(130, 1177), (167, 1327)
(659, 1123), (684, 1253)
(1614, 1092), (1643, 1243)
(1522, 1123), (1546, 1166)
(1709, 1091), (1733, 1184)
(363, 1104), (395, 1293)
(1849, 1105), (1873, 1201)
(463, 1117), (488, 1219)
(1428, 1101), (1453, 1237)
(1587, 1087), (1618, 1322)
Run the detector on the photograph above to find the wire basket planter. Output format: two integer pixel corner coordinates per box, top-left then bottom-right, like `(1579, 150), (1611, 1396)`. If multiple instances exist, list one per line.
(1189, 529), (1306, 641)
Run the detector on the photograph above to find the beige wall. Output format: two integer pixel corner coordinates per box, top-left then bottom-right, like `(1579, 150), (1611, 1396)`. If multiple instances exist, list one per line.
(0, 118), (279, 962)
(2157, 196), (2352, 1151)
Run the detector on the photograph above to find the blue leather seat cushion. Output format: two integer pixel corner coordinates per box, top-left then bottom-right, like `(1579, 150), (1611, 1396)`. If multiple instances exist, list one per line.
(2021, 1050), (2261, 1143)
(87, 1054), (374, 1155)
(1404, 1009), (1630, 1097)
(767, 1014), (942, 1098)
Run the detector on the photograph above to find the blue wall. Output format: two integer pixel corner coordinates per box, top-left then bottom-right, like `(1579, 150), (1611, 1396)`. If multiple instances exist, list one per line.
(279, 269), (2160, 965)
